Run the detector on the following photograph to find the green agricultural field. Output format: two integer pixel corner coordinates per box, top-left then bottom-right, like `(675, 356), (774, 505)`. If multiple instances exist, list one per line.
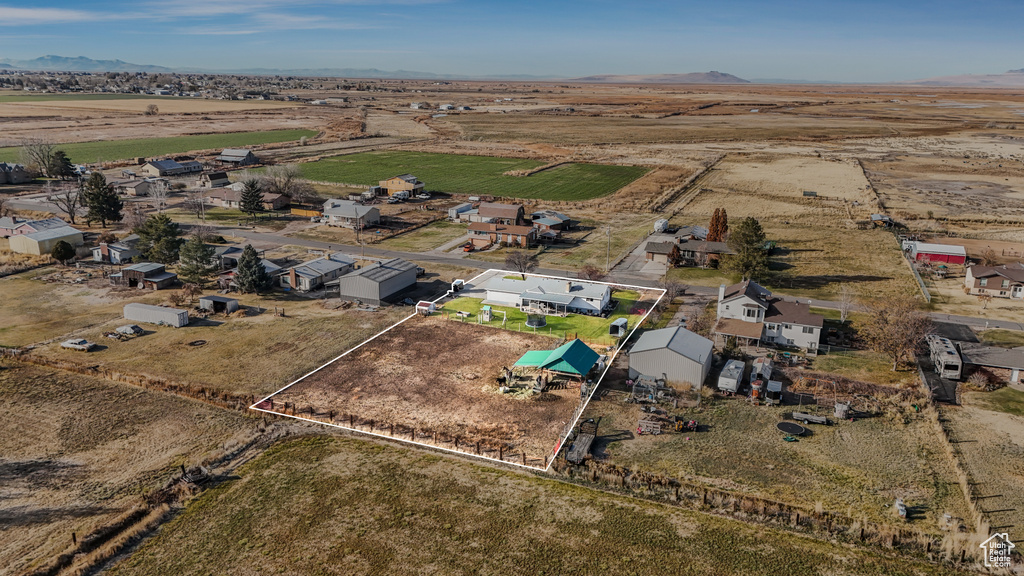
(0, 129), (318, 164)
(298, 151), (647, 201)
(108, 436), (966, 576)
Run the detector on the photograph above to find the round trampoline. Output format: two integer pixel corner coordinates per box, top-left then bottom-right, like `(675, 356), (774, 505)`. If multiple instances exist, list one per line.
(776, 421), (806, 436)
(526, 314), (547, 328)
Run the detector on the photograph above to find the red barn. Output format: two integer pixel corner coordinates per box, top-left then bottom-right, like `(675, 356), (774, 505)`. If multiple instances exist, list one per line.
(905, 241), (967, 265)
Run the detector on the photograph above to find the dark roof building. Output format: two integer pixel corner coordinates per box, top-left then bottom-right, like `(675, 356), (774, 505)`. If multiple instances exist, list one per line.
(215, 149), (259, 165)
(331, 258), (418, 305)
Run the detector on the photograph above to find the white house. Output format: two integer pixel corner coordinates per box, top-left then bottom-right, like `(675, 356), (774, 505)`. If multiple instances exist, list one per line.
(322, 199), (380, 229)
(484, 276), (611, 316)
(714, 280), (823, 351)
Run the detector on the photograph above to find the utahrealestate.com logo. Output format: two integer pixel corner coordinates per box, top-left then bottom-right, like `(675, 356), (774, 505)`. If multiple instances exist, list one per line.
(980, 533), (1015, 569)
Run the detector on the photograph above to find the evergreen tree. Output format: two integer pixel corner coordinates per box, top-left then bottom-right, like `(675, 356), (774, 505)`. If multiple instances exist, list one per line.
(234, 244), (272, 294)
(177, 235), (216, 284)
(134, 214), (184, 263)
(725, 216), (768, 279)
(50, 239), (76, 265)
(239, 178), (264, 220)
(49, 150), (76, 180)
(82, 172), (123, 228)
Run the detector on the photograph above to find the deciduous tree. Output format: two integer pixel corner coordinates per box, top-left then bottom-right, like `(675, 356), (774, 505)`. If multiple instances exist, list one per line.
(20, 140), (55, 177)
(134, 213), (183, 263)
(48, 181), (82, 225)
(859, 295), (932, 371)
(234, 244), (272, 294)
(505, 250), (537, 280)
(838, 285), (855, 324)
(578, 265), (605, 281)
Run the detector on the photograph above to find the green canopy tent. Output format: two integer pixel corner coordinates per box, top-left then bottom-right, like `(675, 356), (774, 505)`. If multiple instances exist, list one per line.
(513, 339), (600, 378)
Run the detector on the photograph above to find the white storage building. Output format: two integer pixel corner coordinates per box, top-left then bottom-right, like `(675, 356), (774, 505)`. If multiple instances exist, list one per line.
(628, 326), (713, 388)
(123, 303), (189, 328)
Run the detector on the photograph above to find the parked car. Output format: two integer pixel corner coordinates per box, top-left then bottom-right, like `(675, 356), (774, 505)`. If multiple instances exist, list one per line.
(416, 192), (431, 200)
(386, 197), (402, 204)
(416, 266), (425, 277)
(463, 243), (474, 252)
(61, 338), (95, 351)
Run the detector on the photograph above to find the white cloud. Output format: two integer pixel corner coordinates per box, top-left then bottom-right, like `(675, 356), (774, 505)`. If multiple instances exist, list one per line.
(0, 6), (103, 24)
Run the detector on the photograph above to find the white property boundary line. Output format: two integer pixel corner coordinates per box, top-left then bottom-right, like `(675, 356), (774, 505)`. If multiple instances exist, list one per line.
(250, 268), (666, 472)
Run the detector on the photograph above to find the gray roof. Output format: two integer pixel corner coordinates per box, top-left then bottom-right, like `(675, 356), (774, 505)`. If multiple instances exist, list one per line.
(22, 226), (81, 242)
(23, 217), (71, 232)
(144, 271), (177, 282)
(486, 276), (610, 302)
(630, 326), (713, 363)
(956, 342), (1024, 370)
(124, 262), (166, 274)
(199, 295), (237, 304)
(391, 174), (418, 183)
(323, 199), (377, 219)
(292, 253), (354, 278)
(0, 216), (24, 228)
(220, 148), (253, 157)
(645, 241), (677, 255)
(342, 257), (416, 282)
(534, 217), (562, 226)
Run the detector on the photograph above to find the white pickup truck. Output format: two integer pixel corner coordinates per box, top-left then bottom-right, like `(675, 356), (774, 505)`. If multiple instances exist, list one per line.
(61, 338), (96, 351)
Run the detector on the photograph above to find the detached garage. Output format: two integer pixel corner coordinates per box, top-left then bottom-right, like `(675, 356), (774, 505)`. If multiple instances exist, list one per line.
(628, 326), (713, 389)
(331, 258), (418, 305)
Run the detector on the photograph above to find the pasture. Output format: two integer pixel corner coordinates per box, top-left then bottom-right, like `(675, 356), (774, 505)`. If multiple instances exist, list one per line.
(0, 129), (318, 164)
(298, 151), (647, 200)
(107, 435), (968, 576)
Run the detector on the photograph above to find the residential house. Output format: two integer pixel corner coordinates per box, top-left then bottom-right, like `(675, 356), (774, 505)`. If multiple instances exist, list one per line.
(485, 276), (611, 316)
(902, 240), (967, 265)
(8, 226), (84, 255)
(281, 253), (356, 292)
(0, 162), (31, 184)
(178, 160), (203, 174)
(628, 326), (714, 388)
(965, 263), (1024, 300)
(109, 262), (178, 290)
(957, 342), (1024, 387)
(141, 159), (185, 177)
(0, 216), (68, 238)
(468, 222), (537, 248)
(530, 209), (573, 230)
(330, 257), (418, 305)
(644, 242), (679, 265)
(207, 188), (289, 210)
(379, 174), (424, 196)
(322, 199), (380, 229)
(676, 239), (734, 267)
(714, 280), (823, 352)
(92, 234), (141, 264)
(675, 225), (708, 241)
(478, 202), (525, 225)
(111, 179), (154, 197)
(218, 258), (282, 289)
(215, 149), (259, 166)
(200, 172), (230, 188)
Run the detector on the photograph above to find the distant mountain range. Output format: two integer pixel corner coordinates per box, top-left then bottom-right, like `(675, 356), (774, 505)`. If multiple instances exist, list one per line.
(570, 71), (749, 84)
(0, 55), (175, 73)
(901, 69), (1024, 88)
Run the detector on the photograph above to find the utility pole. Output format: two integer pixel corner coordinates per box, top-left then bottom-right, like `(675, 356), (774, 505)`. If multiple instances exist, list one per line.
(605, 226), (611, 273)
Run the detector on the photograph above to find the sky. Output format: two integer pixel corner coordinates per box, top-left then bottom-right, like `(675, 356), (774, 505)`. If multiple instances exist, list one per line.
(0, 0), (1021, 81)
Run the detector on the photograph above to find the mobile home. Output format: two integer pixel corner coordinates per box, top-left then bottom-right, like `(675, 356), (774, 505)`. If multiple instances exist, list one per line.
(927, 334), (963, 380)
(717, 359), (745, 393)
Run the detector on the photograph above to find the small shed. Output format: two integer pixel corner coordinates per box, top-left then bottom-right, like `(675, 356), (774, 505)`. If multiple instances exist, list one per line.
(610, 318), (628, 337)
(123, 303), (188, 328)
(415, 301), (436, 315)
(198, 295), (239, 314)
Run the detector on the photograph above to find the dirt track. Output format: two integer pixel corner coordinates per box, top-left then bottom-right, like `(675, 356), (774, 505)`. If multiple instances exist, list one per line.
(270, 316), (587, 460)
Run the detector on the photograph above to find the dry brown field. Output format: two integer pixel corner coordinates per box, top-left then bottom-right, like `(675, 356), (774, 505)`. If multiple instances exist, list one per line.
(263, 316), (588, 462)
(0, 362), (254, 576)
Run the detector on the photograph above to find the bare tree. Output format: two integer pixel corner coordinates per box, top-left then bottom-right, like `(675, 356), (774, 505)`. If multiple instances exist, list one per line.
(149, 180), (169, 213)
(20, 139), (56, 177)
(0, 195), (9, 218)
(183, 190), (206, 219)
(48, 181), (82, 225)
(122, 203), (147, 231)
(261, 164), (317, 204)
(143, 104), (159, 116)
(505, 250), (537, 280)
(838, 285), (855, 324)
(190, 222), (216, 242)
(978, 294), (993, 310)
(694, 242), (711, 269)
(979, 248), (998, 266)
(859, 295), (932, 371)
(578, 265), (605, 281)
(660, 279), (687, 302)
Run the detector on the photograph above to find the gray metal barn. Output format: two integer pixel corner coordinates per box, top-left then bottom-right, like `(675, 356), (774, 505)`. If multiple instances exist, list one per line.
(198, 295), (239, 314)
(628, 326), (713, 389)
(332, 258), (418, 305)
(123, 303), (189, 328)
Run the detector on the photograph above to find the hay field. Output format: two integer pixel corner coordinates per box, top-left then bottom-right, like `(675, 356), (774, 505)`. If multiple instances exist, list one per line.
(298, 150), (648, 200)
(29, 295), (409, 398)
(108, 435), (966, 576)
(0, 363), (253, 576)
(0, 128), (318, 164)
(581, 393), (971, 530)
(701, 154), (875, 202)
(0, 96), (299, 118)
(266, 316), (583, 460)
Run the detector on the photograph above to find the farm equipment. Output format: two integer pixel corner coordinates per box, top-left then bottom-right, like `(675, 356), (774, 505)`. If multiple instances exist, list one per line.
(674, 418), (698, 433)
(637, 418), (662, 435)
(566, 419), (598, 464)
(627, 375), (674, 404)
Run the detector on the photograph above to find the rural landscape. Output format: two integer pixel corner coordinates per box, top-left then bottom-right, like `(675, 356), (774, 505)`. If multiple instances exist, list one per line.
(2, 11), (1024, 574)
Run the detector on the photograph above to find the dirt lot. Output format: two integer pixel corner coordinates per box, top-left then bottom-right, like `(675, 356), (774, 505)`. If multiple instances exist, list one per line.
(266, 316), (589, 462)
(701, 154), (875, 203)
(0, 362), (253, 576)
(580, 383), (971, 531)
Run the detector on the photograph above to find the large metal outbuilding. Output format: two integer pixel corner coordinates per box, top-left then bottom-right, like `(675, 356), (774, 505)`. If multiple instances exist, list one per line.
(123, 303), (189, 327)
(627, 326), (714, 388)
(198, 295), (239, 314)
(332, 258), (418, 305)
(8, 226), (84, 255)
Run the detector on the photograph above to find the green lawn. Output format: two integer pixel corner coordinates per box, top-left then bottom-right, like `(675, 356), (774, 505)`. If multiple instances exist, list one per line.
(440, 291), (647, 346)
(377, 220), (467, 252)
(0, 129), (318, 164)
(298, 151), (647, 201)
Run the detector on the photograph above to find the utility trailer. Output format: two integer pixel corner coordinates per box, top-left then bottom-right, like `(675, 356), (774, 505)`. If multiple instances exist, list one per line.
(565, 419), (598, 464)
(926, 334), (962, 380)
(717, 359), (745, 394)
(792, 412), (829, 425)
